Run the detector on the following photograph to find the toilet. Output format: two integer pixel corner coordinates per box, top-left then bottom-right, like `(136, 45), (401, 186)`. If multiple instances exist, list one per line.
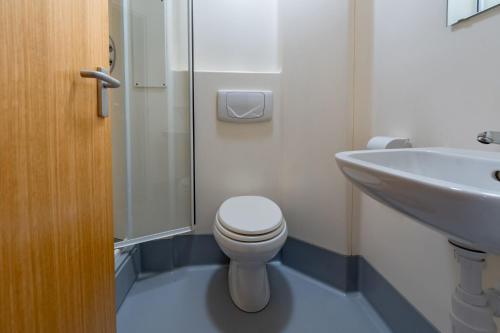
(213, 196), (288, 312)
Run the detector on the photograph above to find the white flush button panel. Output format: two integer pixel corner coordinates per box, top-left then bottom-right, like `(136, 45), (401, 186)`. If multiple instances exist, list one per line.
(218, 90), (273, 123)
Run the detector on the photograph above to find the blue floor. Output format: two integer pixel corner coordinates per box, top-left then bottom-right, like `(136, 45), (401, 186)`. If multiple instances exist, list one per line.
(117, 263), (392, 333)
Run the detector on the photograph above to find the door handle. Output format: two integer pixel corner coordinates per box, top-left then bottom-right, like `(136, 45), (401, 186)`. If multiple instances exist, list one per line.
(80, 68), (120, 88)
(80, 67), (120, 117)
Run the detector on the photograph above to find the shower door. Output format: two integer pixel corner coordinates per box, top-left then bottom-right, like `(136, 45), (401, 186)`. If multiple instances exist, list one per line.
(110, 0), (194, 248)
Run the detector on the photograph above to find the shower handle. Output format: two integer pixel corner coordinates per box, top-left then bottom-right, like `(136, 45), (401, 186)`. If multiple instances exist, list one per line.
(80, 67), (120, 117)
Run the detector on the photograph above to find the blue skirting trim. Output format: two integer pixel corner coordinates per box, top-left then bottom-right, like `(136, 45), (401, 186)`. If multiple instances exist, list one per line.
(358, 257), (439, 333)
(115, 247), (141, 311)
(139, 235), (228, 272)
(281, 237), (358, 292)
(115, 234), (439, 332)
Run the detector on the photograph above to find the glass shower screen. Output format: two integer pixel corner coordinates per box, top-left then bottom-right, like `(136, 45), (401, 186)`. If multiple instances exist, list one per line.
(110, 0), (194, 248)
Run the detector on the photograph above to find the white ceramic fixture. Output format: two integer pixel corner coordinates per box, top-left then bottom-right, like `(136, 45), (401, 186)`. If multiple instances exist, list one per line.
(335, 147), (500, 254)
(213, 196), (287, 312)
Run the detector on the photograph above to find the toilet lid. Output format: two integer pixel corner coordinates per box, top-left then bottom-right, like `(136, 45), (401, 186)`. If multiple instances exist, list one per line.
(217, 196), (283, 235)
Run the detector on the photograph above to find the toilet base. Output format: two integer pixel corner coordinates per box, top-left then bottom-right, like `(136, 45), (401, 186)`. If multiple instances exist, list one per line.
(228, 261), (270, 312)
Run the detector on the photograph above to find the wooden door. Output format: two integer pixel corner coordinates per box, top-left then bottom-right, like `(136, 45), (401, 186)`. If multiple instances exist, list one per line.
(0, 0), (115, 332)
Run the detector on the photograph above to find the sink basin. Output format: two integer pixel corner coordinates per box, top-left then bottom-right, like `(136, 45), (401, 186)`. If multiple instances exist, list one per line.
(335, 148), (500, 254)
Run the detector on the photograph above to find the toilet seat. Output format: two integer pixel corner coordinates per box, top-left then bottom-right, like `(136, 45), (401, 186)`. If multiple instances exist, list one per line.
(215, 196), (285, 243)
(215, 216), (285, 243)
(217, 196), (283, 235)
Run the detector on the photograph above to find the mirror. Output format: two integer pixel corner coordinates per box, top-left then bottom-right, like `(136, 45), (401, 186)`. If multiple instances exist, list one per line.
(110, 0), (194, 248)
(448, 0), (500, 25)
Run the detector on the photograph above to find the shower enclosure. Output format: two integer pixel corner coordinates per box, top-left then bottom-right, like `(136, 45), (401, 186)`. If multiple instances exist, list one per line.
(109, 0), (194, 249)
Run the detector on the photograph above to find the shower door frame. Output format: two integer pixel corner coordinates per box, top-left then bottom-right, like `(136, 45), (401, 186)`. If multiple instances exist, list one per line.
(114, 0), (195, 249)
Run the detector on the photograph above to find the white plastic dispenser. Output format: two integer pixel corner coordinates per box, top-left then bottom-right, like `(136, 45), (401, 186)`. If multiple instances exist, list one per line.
(217, 90), (273, 123)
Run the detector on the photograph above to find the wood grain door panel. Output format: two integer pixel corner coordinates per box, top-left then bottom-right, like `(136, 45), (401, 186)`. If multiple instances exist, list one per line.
(0, 0), (115, 332)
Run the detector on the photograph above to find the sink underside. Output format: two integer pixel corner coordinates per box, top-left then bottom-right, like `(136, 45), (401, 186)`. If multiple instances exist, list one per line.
(336, 148), (500, 254)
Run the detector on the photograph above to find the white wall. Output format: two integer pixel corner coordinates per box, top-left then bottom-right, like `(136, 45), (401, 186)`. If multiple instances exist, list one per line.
(194, 0), (280, 72)
(354, 1), (500, 331)
(193, 0), (282, 234)
(280, 0), (354, 254)
(194, 72), (283, 234)
(193, 0), (354, 255)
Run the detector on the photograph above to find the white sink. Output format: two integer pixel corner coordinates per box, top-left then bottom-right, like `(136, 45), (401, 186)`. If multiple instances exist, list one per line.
(335, 148), (500, 254)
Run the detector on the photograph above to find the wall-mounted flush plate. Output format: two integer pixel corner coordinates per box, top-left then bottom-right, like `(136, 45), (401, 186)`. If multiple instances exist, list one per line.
(217, 90), (273, 123)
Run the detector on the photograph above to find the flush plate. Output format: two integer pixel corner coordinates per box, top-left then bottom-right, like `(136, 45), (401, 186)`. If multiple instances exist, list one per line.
(217, 90), (273, 123)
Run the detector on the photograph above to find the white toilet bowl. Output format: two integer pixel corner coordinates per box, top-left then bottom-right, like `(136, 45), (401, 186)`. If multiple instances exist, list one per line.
(213, 196), (288, 312)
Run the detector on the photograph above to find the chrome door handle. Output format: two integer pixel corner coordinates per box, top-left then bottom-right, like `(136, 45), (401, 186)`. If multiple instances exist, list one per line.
(80, 67), (120, 117)
(80, 68), (120, 88)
